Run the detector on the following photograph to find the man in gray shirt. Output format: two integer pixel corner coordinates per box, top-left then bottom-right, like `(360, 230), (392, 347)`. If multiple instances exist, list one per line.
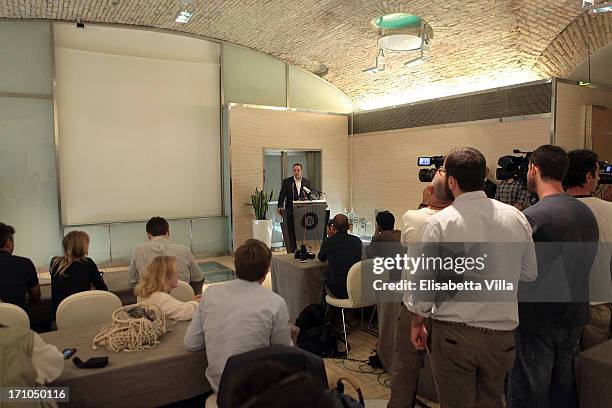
(184, 239), (292, 393)
(509, 146), (599, 408)
(128, 217), (203, 291)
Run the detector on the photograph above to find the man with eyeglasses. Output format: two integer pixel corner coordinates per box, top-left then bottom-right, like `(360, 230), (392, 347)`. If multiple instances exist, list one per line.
(406, 147), (537, 408)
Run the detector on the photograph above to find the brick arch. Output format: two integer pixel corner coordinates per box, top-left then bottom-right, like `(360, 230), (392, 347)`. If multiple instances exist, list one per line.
(532, 11), (612, 79)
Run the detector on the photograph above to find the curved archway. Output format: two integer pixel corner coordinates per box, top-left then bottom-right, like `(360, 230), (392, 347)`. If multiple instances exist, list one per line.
(532, 11), (612, 79)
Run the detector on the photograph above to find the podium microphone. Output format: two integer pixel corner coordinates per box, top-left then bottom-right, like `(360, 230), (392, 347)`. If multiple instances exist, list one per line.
(302, 187), (311, 194)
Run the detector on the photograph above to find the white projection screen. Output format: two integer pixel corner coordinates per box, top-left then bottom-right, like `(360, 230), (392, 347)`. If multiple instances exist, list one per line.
(54, 24), (221, 225)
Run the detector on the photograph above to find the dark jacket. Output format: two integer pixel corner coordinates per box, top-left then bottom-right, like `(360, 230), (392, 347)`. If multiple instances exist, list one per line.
(50, 257), (108, 313)
(217, 344), (327, 408)
(277, 177), (313, 211)
(484, 179), (497, 199)
(365, 229), (402, 259)
(0, 251), (38, 310)
(366, 230), (403, 281)
(318, 232), (362, 299)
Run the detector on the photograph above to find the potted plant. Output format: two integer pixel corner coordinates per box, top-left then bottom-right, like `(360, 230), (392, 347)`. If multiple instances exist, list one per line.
(250, 187), (274, 248)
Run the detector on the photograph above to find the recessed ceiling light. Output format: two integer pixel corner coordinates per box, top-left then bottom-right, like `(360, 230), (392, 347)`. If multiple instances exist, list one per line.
(176, 10), (193, 23)
(175, 0), (194, 24)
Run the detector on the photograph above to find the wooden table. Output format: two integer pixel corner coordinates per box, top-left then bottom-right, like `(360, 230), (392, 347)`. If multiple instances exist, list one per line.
(41, 321), (210, 407)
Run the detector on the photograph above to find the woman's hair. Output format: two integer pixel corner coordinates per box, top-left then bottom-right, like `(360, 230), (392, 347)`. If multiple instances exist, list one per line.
(134, 256), (177, 298)
(51, 230), (90, 277)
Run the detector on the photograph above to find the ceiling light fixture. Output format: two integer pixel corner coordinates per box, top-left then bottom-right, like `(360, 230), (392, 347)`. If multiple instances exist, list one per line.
(404, 43), (432, 67)
(364, 13), (433, 73)
(583, 0), (612, 13)
(372, 13), (433, 52)
(363, 49), (386, 74)
(175, 0), (194, 23)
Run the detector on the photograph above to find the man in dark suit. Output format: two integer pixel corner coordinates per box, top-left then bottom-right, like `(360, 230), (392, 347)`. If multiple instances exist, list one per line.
(317, 214), (362, 299)
(277, 163), (312, 253)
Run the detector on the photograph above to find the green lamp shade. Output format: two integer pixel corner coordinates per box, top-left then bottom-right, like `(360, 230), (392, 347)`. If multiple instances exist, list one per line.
(371, 13), (422, 30)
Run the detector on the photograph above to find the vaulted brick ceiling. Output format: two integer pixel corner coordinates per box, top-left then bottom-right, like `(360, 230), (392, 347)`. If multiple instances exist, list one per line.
(2, 0), (610, 109)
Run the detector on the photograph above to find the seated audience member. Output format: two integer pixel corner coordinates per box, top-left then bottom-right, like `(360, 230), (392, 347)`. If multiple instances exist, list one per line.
(388, 169), (452, 408)
(509, 145), (598, 408)
(135, 256), (199, 321)
(184, 239), (292, 393)
(318, 214), (362, 299)
(129, 217), (203, 292)
(565, 149), (612, 349)
(408, 147), (537, 408)
(495, 177), (530, 210)
(0, 323), (64, 386)
(0, 223), (41, 309)
(365, 210), (401, 259)
(50, 231), (108, 314)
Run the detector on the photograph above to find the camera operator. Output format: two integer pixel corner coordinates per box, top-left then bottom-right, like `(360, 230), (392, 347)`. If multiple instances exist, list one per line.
(386, 168), (453, 408)
(495, 176), (530, 210)
(565, 149), (612, 350)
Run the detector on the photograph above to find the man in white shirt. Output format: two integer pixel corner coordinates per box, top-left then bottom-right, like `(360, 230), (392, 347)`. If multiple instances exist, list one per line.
(388, 169), (453, 408)
(565, 149), (612, 349)
(407, 147), (537, 408)
(184, 239), (292, 393)
(128, 217), (203, 292)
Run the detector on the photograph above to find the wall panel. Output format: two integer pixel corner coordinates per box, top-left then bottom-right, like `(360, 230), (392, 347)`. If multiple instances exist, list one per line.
(555, 82), (612, 150)
(352, 118), (550, 235)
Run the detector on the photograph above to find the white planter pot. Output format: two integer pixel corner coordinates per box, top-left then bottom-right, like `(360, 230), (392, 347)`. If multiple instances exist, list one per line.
(252, 219), (273, 248)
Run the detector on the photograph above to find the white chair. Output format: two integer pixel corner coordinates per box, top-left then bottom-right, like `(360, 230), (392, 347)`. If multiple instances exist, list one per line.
(0, 303), (30, 329)
(169, 280), (195, 302)
(56, 290), (122, 330)
(325, 261), (377, 355)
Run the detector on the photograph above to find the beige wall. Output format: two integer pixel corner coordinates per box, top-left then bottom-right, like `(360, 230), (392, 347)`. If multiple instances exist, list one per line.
(555, 82), (612, 150)
(351, 117), (550, 235)
(229, 106), (349, 248)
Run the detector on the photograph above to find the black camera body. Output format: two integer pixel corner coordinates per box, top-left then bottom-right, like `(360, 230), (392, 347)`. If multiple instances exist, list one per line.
(417, 155), (444, 183)
(496, 150), (532, 185)
(295, 244), (315, 261)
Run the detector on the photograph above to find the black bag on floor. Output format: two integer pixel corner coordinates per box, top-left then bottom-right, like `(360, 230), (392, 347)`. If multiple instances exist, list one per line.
(296, 304), (345, 358)
(328, 377), (365, 408)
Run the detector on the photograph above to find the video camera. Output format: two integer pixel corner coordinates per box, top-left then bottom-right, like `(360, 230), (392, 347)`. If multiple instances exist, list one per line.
(496, 149), (532, 185)
(599, 161), (612, 184)
(417, 156), (444, 182)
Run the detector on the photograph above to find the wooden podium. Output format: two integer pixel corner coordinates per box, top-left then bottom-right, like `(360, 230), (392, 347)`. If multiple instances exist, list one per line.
(292, 199), (327, 251)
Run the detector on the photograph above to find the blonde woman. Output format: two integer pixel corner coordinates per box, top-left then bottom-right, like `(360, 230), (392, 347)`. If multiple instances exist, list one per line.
(50, 231), (108, 314)
(134, 256), (199, 321)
